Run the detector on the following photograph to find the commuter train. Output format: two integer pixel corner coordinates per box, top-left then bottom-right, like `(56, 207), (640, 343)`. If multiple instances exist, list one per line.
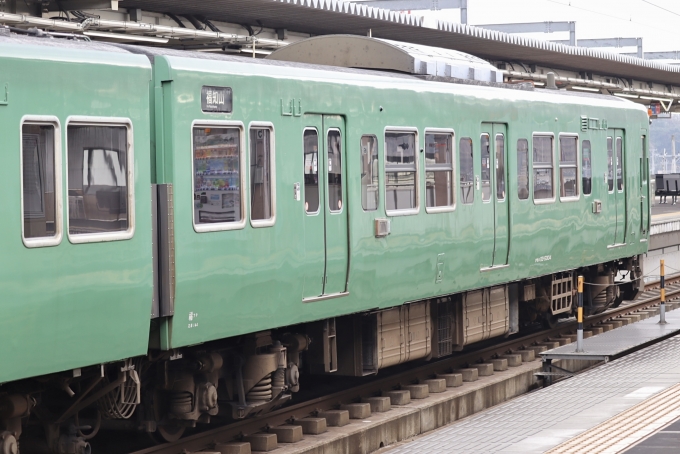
(0, 31), (649, 452)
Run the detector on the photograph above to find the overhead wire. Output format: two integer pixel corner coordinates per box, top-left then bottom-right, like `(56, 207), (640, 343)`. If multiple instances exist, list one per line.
(640, 0), (680, 18)
(543, 0), (678, 35)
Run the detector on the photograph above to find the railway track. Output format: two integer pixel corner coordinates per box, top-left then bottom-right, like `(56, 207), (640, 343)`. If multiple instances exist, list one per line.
(125, 279), (680, 454)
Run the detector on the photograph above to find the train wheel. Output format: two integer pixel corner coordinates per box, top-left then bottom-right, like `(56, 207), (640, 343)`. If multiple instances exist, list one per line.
(147, 389), (185, 444)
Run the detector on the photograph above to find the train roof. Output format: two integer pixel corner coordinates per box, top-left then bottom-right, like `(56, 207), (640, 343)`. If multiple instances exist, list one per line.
(0, 32), (151, 69)
(126, 43), (641, 111)
(0, 31), (645, 114)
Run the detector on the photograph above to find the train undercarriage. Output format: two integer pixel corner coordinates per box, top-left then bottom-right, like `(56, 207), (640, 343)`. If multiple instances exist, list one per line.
(0, 256), (642, 453)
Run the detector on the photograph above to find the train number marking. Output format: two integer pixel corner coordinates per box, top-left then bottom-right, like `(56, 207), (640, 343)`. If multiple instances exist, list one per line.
(188, 311), (199, 329)
(535, 255), (552, 263)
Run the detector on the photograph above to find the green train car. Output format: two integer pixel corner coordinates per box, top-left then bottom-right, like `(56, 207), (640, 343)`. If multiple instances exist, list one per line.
(0, 33), (648, 451)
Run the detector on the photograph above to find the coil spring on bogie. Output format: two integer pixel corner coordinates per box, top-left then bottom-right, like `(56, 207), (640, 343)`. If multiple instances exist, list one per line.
(246, 374), (272, 402)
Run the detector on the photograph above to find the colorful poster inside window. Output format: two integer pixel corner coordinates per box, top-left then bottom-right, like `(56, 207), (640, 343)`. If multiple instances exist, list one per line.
(193, 127), (241, 224)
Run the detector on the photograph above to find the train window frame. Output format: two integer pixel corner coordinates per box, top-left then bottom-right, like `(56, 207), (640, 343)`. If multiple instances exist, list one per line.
(616, 136), (624, 192)
(303, 127), (320, 216)
(607, 136), (614, 193)
(641, 135), (647, 185)
(384, 126), (419, 217)
(424, 128), (456, 214)
(495, 133), (506, 201)
(558, 133), (580, 202)
(459, 137), (474, 205)
(191, 120), (246, 233)
(20, 116), (63, 248)
(582, 139), (592, 196)
(248, 122), (276, 228)
(516, 138), (530, 201)
(532, 132), (556, 205)
(327, 128), (344, 214)
(65, 116), (135, 244)
(360, 134), (379, 212)
(480, 133), (491, 203)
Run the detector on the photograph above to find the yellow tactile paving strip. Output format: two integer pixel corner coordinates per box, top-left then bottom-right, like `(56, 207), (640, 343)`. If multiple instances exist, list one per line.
(547, 383), (680, 454)
(651, 212), (680, 221)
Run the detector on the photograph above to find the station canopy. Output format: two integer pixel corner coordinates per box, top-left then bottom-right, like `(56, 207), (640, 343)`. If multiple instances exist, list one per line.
(122, 0), (680, 86)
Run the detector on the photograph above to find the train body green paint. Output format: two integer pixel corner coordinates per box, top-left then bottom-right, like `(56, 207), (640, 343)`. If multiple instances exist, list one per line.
(152, 53), (648, 349)
(0, 39), (153, 385)
(0, 37), (649, 440)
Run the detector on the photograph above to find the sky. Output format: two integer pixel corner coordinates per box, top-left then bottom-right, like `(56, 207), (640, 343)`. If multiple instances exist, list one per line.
(376, 0), (680, 59)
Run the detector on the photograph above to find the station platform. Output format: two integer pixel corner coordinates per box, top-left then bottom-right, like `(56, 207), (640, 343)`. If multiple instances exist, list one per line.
(652, 201), (680, 221)
(383, 313), (680, 453)
(541, 301), (680, 364)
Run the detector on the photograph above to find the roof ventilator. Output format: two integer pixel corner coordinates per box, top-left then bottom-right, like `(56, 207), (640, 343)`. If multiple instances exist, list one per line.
(546, 72), (558, 90)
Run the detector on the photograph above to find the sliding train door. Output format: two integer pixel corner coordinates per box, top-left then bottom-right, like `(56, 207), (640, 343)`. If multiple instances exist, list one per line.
(301, 115), (349, 300)
(641, 134), (649, 236)
(480, 123), (509, 269)
(607, 129), (626, 245)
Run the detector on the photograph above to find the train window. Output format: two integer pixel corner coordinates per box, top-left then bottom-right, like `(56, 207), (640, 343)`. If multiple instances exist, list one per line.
(496, 134), (506, 200)
(425, 131), (455, 211)
(481, 134), (491, 202)
(616, 137), (624, 191)
(249, 125), (275, 226)
(517, 139), (529, 200)
(459, 137), (474, 204)
(533, 135), (554, 201)
(642, 136), (647, 184)
(303, 129), (319, 214)
(192, 125), (245, 231)
(559, 136), (579, 199)
(328, 130), (343, 212)
(385, 130), (418, 213)
(67, 121), (134, 241)
(607, 137), (614, 192)
(22, 121), (61, 246)
(582, 140), (592, 195)
(360, 135), (379, 211)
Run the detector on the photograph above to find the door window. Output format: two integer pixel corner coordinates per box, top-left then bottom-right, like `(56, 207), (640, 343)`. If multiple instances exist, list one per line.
(495, 134), (505, 200)
(481, 134), (491, 202)
(303, 129), (320, 214)
(607, 137), (614, 192)
(459, 137), (474, 204)
(328, 130), (343, 212)
(360, 135), (379, 211)
(616, 137), (624, 191)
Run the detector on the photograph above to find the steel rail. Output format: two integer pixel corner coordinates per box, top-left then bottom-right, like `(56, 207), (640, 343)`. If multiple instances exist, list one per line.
(126, 279), (680, 454)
